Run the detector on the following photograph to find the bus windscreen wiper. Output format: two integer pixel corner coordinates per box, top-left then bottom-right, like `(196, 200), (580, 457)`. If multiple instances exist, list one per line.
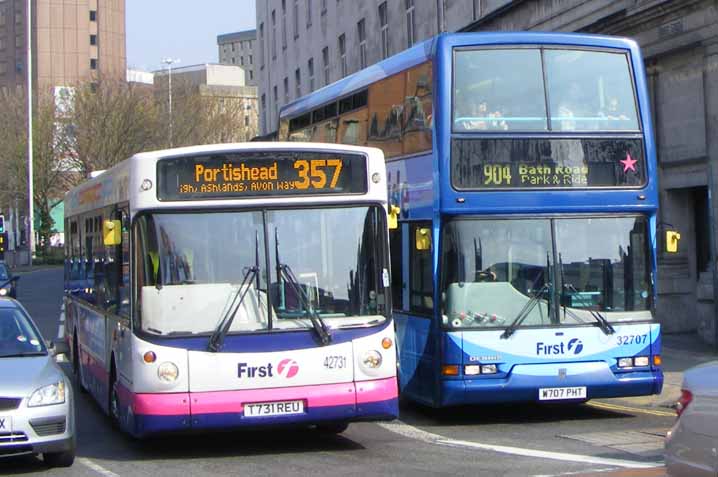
(501, 283), (551, 340)
(562, 283), (615, 336)
(275, 228), (331, 346)
(207, 232), (261, 352)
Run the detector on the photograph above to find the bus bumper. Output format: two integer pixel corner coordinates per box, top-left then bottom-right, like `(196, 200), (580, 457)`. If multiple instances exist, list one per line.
(121, 377), (398, 437)
(439, 363), (663, 407)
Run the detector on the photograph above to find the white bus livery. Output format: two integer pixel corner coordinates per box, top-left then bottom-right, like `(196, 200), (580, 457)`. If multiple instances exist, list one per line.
(64, 143), (398, 437)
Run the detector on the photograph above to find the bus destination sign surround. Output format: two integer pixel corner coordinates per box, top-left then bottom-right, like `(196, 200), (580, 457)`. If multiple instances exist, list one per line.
(157, 151), (368, 201)
(452, 138), (646, 190)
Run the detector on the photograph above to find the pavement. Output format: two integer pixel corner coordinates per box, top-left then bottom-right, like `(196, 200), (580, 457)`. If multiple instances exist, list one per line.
(609, 332), (718, 410)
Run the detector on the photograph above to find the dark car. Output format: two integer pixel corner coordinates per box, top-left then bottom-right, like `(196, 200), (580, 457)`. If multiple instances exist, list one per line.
(0, 262), (18, 299)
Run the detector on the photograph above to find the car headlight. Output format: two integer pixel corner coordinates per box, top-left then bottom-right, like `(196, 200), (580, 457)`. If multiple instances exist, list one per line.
(0, 288), (7, 296)
(362, 350), (383, 369)
(158, 362), (179, 383)
(28, 381), (66, 407)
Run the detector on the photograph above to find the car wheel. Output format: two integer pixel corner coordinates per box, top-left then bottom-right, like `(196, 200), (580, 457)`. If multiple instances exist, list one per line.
(316, 422), (349, 434)
(43, 447), (75, 467)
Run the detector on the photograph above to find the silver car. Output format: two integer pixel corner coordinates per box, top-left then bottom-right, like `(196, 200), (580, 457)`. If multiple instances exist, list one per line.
(0, 298), (75, 467)
(665, 361), (718, 477)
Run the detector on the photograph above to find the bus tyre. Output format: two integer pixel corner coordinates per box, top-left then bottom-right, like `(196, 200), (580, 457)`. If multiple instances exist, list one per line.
(109, 363), (120, 428)
(72, 333), (87, 394)
(316, 422), (349, 434)
(44, 447), (75, 468)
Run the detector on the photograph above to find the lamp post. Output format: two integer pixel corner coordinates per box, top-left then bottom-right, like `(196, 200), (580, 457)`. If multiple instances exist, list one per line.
(161, 58), (180, 147)
(26, 0), (34, 264)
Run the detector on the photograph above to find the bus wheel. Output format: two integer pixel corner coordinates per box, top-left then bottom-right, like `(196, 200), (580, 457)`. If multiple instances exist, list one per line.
(72, 332), (87, 393)
(109, 362), (121, 427)
(316, 422), (349, 434)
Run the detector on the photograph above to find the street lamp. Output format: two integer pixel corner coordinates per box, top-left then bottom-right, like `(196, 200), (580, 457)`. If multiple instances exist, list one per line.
(26, 0), (34, 263)
(161, 57), (180, 147)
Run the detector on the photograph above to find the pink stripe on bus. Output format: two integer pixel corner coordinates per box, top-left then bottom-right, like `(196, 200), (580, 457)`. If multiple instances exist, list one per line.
(191, 382), (356, 414)
(356, 377), (398, 404)
(133, 393), (191, 416)
(130, 378), (397, 416)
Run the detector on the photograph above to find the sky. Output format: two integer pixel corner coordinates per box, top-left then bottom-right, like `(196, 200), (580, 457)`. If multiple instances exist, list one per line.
(126, 0), (256, 73)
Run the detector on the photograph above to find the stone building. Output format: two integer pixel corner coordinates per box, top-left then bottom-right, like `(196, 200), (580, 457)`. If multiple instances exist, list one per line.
(0, 0), (126, 92)
(256, 0), (718, 344)
(217, 29), (257, 86)
(154, 64), (259, 142)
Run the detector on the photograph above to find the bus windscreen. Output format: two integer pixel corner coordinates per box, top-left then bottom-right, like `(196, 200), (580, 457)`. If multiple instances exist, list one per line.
(157, 151), (368, 201)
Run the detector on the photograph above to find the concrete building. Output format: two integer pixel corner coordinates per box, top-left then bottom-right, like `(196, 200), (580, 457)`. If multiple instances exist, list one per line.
(217, 29), (257, 86)
(0, 0), (126, 93)
(256, 0), (718, 345)
(154, 63), (259, 142)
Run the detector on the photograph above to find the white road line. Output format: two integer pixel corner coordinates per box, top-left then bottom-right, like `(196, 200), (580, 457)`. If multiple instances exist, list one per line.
(378, 421), (662, 470)
(77, 457), (120, 477)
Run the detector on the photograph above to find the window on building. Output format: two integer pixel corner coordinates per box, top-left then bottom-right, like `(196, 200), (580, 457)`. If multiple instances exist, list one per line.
(231, 43), (235, 52)
(284, 77), (290, 104)
(281, 0), (287, 50)
(321, 0), (327, 15)
(245, 116), (249, 127)
(0, 11), (5, 27)
(232, 58), (236, 64)
(249, 54), (253, 65)
(90, 34), (97, 46)
(293, 0), (299, 39)
(14, 34), (22, 49)
(295, 68), (301, 98)
(89, 10), (97, 21)
(379, 2), (389, 59)
(0, 38), (5, 51)
(259, 23), (265, 68)
(249, 70), (254, 81)
(473, 0), (481, 20)
(308, 58), (315, 91)
(271, 10), (277, 59)
(0, 62), (6, 76)
(261, 93), (266, 131)
(322, 46), (330, 85)
(240, 56), (244, 66)
(338, 34), (347, 78)
(357, 19), (367, 69)
(405, 0), (415, 48)
(306, 0), (312, 27)
(90, 58), (97, 70)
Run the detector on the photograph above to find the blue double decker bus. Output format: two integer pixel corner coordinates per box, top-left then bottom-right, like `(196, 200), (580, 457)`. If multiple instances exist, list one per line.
(279, 32), (663, 407)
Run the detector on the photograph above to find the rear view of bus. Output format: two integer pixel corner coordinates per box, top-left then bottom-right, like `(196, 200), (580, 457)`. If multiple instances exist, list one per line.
(65, 143), (397, 437)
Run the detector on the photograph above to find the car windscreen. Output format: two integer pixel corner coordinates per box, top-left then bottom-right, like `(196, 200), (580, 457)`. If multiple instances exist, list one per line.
(0, 307), (46, 357)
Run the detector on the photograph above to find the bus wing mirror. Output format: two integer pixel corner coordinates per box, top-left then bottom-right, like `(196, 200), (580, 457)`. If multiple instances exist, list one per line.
(665, 230), (681, 253)
(103, 220), (122, 246)
(415, 227), (431, 251)
(388, 205), (400, 230)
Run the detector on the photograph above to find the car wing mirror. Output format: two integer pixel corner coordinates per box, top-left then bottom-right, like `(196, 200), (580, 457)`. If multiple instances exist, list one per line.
(50, 339), (70, 357)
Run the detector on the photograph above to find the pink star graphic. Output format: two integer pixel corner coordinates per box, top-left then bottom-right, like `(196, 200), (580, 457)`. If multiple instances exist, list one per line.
(620, 152), (637, 173)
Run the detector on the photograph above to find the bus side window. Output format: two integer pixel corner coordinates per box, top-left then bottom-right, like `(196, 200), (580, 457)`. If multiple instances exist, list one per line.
(409, 222), (433, 314)
(390, 224), (404, 311)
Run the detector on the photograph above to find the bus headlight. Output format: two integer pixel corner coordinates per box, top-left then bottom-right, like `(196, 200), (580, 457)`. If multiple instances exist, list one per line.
(634, 356), (649, 367)
(480, 364), (498, 374)
(158, 362), (179, 382)
(617, 357), (633, 368)
(0, 288), (7, 296)
(362, 350), (382, 369)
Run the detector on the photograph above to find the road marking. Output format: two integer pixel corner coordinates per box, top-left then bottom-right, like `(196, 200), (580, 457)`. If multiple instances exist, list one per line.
(378, 421), (662, 469)
(77, 457), (120, 477)
(587, 401), (675, 417)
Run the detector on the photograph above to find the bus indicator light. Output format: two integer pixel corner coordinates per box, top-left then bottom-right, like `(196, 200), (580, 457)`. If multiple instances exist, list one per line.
(441, 365), (459, 376)
(381, 337), (393, 349)
(143, 351), (157, 364)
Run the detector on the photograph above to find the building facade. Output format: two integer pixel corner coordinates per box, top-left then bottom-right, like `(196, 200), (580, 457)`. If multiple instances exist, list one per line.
(217, 29), (257, 86)
(0, 0), (126, 93)
(154, 64), (259, 142)
(256, 0), (718, 344)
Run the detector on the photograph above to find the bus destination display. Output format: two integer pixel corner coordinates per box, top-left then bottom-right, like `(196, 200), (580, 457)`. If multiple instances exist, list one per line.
(452, 138), (646, 189)
(157, 151), (368, 201)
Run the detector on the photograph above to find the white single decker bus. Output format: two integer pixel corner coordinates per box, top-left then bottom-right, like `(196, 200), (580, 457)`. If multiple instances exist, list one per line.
(63, 143), (398, 437)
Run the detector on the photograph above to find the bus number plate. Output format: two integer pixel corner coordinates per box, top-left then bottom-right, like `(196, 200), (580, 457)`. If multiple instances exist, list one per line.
(0, 416), (10, 432)
(538, 386), (586, 401)
(244, 400), (305, 417)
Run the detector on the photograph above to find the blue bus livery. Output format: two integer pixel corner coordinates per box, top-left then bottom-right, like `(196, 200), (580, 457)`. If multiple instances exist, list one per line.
(279, 32), (662, 407)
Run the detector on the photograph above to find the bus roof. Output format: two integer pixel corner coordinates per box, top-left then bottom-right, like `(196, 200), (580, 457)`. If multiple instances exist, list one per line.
(65, 142), (388, 218)
(279, 31), (639, 120)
